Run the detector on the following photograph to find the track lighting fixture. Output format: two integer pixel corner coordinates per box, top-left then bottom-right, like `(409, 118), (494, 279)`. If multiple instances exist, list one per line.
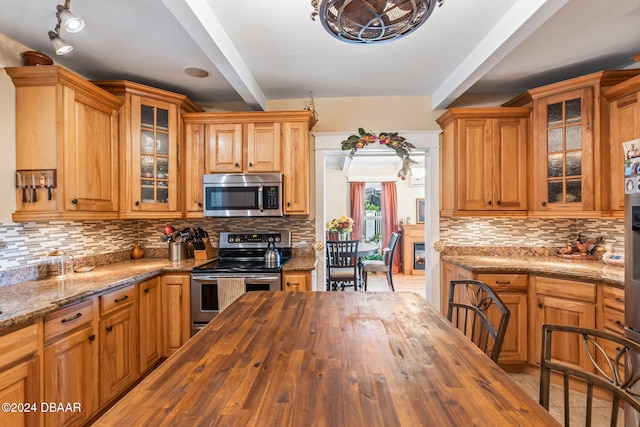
(48, 0), (84, 55)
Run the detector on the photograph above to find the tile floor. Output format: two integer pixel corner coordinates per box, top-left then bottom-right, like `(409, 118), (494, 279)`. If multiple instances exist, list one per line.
(364, 272), (625, 426)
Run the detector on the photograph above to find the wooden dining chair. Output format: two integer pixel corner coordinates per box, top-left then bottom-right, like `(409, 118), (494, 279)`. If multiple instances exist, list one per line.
(361, 232), (400, 291)
(539, 324), (640, 427)
(447, 279), (510, 363)
(325, 240), (359, 291)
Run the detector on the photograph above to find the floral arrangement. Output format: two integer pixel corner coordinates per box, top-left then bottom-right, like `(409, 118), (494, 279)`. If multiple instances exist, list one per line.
(341, 128), (415, 159)
(326, 215), (354, 233)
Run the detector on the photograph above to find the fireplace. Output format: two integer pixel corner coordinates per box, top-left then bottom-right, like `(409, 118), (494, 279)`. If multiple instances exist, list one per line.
(414, 243), (425, 270)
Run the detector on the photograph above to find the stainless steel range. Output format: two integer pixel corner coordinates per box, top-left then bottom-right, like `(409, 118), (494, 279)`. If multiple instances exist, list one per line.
(190, 231), (292, 335)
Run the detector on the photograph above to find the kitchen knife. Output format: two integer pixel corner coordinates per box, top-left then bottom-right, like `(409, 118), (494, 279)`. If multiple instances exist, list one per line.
(47, 177), (52, 201)
(17, 172), (26, 203)
(32, 173), (37, 202)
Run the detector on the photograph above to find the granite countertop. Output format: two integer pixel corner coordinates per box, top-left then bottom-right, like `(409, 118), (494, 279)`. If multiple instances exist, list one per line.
(442, 255), (624, 286)
(0, 255), (318, 333)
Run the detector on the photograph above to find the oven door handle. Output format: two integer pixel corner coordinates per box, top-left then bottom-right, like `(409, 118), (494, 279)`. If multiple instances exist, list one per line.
(258, 184), (264, 212)
(192, 275), (281, 283)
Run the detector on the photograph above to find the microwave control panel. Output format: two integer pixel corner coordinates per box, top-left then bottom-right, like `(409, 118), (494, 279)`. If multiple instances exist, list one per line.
(264, 186), (279, 209)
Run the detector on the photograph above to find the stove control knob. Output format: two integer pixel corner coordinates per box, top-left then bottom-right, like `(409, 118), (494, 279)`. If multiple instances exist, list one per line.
(235, 237), (241, 243)
(228, 237), (233, 243)
(275, 237), (281, 242)
(267, 237), (274, 242)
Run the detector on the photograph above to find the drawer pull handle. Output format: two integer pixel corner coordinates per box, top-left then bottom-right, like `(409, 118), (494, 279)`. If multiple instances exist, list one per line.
(61, 313), (82, 324)
(114, 295), (129, 303)
(106, 326), (113, 332)
(615, 297), (623, 303)
(88, 334), (96, 342)
(495, 281), (511, 285)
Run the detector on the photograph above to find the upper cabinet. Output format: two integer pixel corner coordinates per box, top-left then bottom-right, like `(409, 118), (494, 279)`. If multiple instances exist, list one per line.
(504, 70), (640, 217)
(7, 66), (123, 222)
(92, 80), (202, 219)
(437, 108), (530, 217)
(182, 111), (315, 217)
(603, 74), (640, 216)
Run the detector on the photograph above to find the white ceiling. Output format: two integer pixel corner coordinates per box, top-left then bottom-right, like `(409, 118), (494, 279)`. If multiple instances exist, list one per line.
(0, 0), (638, 110)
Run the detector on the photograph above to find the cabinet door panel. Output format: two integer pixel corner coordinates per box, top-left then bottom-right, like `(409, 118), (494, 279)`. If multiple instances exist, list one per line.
(0, 357), (40, 427)
(184, 123), (205, 215)
(161, 274), (191, 357)
(283, 272), (311, 291)
(206, 123), (243, 173)
(458, 119), (492, 210)
(487, 293), (527, 363)
(493, 118), (527, 210)
(139, 278), (162, 373)
(246, 122), (280, 172)
(99, 304), (137, 406)
(44, 325), (98, 426)
(282, 122), (309, 214)
(609, 92), (640, 213)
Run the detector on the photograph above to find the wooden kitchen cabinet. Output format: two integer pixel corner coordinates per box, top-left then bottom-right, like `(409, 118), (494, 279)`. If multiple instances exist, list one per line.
(182, 111), (316, 216)
(0, 322), (41, 427)
(6, 66), (122, 222)
(138, 278), (162, 374)
(531, 275), (596, 371)
(504, 70), (640, 217)
(437, 108), (530, 216)
(477, 273), (528, 367)
(603, 74), (640, 216)
(92, 80), (202, 219)
(439, 261), (473, 314)
(283, 271), (313, 291)
(161, 274), (191, 357)
(98, 285), (138, 407)
(43, 299), (98, 426)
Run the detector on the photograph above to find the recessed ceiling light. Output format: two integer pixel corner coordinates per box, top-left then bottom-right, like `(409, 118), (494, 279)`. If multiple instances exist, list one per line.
(184, 67), (209, 78)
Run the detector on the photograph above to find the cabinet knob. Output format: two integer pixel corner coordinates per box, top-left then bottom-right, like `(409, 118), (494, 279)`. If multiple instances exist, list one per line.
(496, 200), (501, 206)
(88, 334), (96, 342)
(71, 199), (78, 205)
(144, 288), (150, 294)
(135, 201), (140, 206)
(106, 326), (113, 333)
(249, 162), (253, 167)
(541, 201), (547, 207)
(197, 202), (202, 208)
(286, 282), (290, 287)
(235, 163), (239, 167)
(287, 202), (291, 207)
(487, 201), (492, 206)
(537, 302), (543, 308)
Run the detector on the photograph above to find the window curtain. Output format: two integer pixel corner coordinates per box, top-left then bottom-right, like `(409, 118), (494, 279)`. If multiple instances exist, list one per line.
(381, 181), (400, 273)
(349, 182), (365, 241)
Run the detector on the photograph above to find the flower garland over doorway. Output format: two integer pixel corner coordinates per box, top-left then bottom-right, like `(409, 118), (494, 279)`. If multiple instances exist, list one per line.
(340, 128), (417, 179)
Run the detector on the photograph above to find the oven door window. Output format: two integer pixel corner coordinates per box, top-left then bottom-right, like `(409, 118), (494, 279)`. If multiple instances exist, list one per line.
(201, 282), (219, 311)
(205, 187), (259, 211)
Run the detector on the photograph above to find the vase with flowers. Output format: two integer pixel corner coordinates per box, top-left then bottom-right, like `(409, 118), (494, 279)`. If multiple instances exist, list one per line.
(326, 215), (354, 240)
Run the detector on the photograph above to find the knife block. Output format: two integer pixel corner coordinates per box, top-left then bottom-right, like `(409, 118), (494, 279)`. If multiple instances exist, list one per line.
(194, 238), (215, 260)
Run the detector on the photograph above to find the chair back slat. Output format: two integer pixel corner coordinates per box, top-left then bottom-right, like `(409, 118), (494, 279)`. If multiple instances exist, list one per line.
(539, 324), (640, 426)
(325, 240), (359, 291)
(447, 280), (510, 363)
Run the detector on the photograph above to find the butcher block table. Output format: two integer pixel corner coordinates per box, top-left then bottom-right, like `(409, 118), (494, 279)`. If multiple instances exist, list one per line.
(95, 291), (559, 426)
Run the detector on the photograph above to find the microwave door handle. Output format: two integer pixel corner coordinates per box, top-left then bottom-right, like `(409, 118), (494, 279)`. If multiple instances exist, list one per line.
(258, 184), (264, 212)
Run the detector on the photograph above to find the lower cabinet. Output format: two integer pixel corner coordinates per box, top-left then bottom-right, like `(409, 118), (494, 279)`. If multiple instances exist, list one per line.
(43, 299), (98, 427)
(282, 271), (314, 291)
(0, 322), (41, 427)
(99, 284), (138, 407)
(440, 261), (473, 314)
(138, 277), (162, 373)
(161, 274), (191, 357)
(531, 275), (596, 370)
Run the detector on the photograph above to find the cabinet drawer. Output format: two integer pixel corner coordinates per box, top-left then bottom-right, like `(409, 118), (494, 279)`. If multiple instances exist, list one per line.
(44, 299), (94, 341)
(603, 307), (626, 335)
(476, 273), (527, 292)
(0, 322), (39, 370)
(100, 285), (137, 315)
(602, 285), (625, 312)
(535, 276), (596, 303)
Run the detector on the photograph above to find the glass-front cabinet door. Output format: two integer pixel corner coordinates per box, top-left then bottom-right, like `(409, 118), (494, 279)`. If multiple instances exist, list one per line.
(131, 96), (178, 213)
(534, 87), (594, 213)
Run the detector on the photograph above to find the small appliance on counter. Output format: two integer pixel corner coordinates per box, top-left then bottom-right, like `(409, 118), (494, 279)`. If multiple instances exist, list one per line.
(190, 230), (292, 335)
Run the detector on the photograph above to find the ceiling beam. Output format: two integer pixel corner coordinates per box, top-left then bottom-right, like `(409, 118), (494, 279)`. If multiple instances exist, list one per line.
(161, 0), (267, 110)
(432, 0), (569, 109)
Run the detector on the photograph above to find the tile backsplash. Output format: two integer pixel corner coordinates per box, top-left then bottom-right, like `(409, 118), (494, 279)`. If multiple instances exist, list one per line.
(440, 217), (625, 249)
(0, 218), (316, 285)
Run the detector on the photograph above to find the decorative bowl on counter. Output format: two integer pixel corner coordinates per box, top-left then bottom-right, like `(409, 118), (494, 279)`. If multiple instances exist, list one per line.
(602, 245), (624, 267)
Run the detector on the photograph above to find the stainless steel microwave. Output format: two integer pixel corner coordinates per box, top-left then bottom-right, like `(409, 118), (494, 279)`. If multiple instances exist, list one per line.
(203, 173), (284, 217)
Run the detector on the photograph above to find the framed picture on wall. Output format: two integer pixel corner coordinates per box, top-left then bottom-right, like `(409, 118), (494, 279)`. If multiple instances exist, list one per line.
(416, 199), (425, 223)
